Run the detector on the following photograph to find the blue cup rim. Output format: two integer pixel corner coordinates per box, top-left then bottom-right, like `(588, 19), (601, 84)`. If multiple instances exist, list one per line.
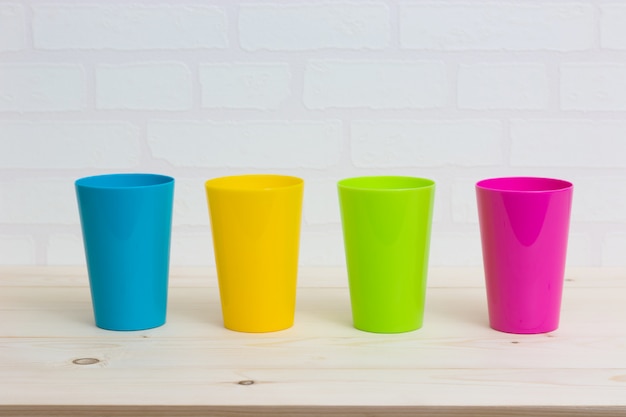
(75, 173), (174, 190)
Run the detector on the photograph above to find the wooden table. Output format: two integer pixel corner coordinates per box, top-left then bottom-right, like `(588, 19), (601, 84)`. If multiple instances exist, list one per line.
(1, 266), (626, 416)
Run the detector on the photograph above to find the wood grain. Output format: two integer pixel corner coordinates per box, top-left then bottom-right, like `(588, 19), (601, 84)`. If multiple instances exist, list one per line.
(1, 267), (626, 416)
(2, 405), (626, 417)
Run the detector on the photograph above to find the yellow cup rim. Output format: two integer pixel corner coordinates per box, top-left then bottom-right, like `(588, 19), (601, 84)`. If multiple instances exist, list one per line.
(205, 174), (303, 192)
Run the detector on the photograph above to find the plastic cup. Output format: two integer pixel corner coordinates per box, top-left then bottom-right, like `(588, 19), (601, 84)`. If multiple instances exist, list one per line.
(476, 176), (573, 334)
(205, 174), (304, 333)
(338, 176), (435, 333)
(75, 173), (175, 331)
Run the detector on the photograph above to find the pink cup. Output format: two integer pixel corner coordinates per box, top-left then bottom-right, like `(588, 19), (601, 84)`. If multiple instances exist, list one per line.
(476, 177), (573, 334)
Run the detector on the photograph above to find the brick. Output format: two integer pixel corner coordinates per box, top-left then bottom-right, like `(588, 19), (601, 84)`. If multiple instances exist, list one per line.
(0, 3), (26, 51)
(561, 64), (626, 111)
(567, 233), (594, 267)
(47, 234), (84, 265)
(431, 187), (447, 225)
(0, 236), (35, 265)
(511, 120), (626, 167)
(0, 179), (77, 224)
(430, 231), (482, 267)
(299, 230), (346, 266)
(600, 5), (626, 50)
(32, 4), (227, 50)
(451, 179), (480, 224)
(170, 233), (214, 266)
(304, 178), (342, 225)
(0, 122), (140, 169)
(239, 3), (389, 51)
(351, 120), (503, 167)
(96, 63), (192, 110)
(0, 64), (85, 112)
(570, 177), (626, 223)
(400, 3), (594, 51)
(147, 120), (343, 168)
(602, 233), (626, 266)
(458, 63), (549, 109)
(199, 63), (291, 109)
(304, 60), (447, 109)
(172, 178), (211, 227)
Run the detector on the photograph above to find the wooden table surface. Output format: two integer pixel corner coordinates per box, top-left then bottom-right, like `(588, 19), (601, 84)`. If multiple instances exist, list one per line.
(1, 266), (626, 417)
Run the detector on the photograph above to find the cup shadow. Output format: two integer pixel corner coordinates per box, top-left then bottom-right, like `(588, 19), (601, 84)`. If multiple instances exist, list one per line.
(167, 286), (225, 329)
(294, 288), (355, 331)
(425, 288), (489, 329)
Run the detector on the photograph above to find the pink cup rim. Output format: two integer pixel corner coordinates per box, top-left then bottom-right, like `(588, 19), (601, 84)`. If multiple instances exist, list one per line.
(476, 176), (573, 193)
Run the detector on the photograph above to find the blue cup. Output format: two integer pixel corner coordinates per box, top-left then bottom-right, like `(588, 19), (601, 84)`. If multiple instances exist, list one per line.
(75, 173), (175, 331)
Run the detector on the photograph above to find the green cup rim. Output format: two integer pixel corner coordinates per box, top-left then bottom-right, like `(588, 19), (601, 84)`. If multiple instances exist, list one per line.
(338, 176), (435, 191)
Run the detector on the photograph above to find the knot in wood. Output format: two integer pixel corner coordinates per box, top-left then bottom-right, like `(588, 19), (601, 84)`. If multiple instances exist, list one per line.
(72, 358), (100, 365)
(237, 380), (255, 386)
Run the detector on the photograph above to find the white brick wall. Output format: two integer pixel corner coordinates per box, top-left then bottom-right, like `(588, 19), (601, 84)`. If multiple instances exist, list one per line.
(1, 0), (626, 268)
(32, 4), (228, 50)
(511, 120), (626, 167)
(96, 63), (193, 110)
(570, 177), (626, 223)
(199, 63), (292, 109)
(0, 4), (26, 52)
(147, 120), (343, 168)
(0, 235), (35, 265)
(351, 120), (504, 167)
(239, 3), (390, 51)
(47, 234), (83, 266)
(304, 60), (447, 109)
(0, 64), (85, 111)
(458, 64), (549, 110)
(0, 179), (77, 224)
(600, 5), (626, 50)
(303, 178), (342, 225)
(561, 64), (626, 111)
(399, 3), (594, 51)
(602, 234), (626, 266)
(0, 122), (140, 168)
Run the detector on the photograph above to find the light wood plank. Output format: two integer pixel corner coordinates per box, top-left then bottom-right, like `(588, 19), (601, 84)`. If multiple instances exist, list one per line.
(3, 266), (623, 288)
(2, 267), (626, 416)
(2, 405), (626, 417)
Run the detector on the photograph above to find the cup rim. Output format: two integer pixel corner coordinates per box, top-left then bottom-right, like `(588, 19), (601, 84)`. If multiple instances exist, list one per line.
(338, 175), (435, 191)
(75, 173), (174, 189)
(476, 176), (573, 193)
(205, 174), (303, 191)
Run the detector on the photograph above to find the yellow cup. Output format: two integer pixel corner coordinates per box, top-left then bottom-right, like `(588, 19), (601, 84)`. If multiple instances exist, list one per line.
(205, 174), (304, 332)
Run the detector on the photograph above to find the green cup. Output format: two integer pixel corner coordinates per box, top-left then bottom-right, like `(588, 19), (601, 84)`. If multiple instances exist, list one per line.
(338, 176), (435, 333)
